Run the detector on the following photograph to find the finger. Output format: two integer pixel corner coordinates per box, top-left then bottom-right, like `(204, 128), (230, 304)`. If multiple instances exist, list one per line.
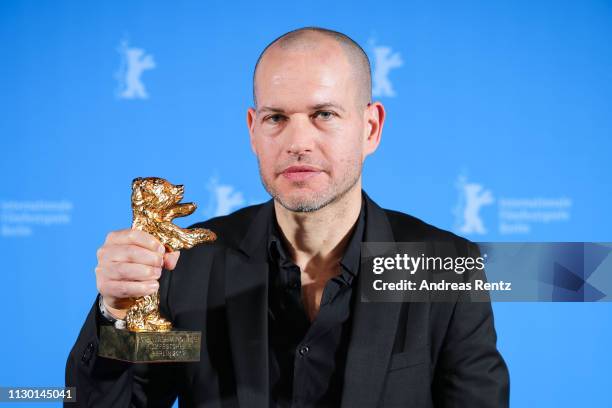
(100, 262), (162, 281)
(101, 279), (159, 299)
(98, 244), (164, 267)
(105, 229), (165, 253)
(163, 251), (181, 270)
(101, 295), (134, 311)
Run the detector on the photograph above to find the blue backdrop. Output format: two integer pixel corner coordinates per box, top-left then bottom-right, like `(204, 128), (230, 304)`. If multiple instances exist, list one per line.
(1, 1), (611, 406)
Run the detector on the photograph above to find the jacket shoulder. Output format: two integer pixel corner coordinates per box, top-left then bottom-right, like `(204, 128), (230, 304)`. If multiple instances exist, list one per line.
(383, 208), (472, 246)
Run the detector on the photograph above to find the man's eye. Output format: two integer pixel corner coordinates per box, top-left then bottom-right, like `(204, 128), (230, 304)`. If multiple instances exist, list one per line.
(314, 111), (335, 120)
(265, 114), (286, 124)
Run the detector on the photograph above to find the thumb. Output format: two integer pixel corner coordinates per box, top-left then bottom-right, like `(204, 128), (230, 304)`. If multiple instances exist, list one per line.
(163, 251), (181, 270)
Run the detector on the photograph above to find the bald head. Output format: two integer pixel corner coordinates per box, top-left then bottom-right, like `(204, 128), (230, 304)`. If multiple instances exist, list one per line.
(253, 27), (372, 108)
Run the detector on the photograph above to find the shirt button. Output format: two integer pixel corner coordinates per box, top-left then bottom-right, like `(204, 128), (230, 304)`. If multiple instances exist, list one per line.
(298, 345), (310, 356)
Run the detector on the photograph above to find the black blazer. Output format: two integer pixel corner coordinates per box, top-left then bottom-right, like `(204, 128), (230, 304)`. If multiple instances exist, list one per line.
(66, 191), (509, 407)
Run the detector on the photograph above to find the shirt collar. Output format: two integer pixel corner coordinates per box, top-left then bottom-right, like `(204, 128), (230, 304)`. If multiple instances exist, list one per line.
(267, 194), (367, 280)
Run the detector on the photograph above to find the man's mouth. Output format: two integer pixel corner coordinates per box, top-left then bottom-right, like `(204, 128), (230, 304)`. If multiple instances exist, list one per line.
(280, 165), (323, 182)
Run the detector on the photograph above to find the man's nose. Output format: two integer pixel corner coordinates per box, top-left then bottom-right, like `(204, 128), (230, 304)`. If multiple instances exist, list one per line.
(285, 115), (315, 155)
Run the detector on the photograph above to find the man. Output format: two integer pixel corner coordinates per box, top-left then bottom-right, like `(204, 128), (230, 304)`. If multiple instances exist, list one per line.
(66, 27), (509, 407)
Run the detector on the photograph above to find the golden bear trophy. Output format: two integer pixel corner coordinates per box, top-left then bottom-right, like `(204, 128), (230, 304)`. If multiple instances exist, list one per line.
(98, 177), (216, 363)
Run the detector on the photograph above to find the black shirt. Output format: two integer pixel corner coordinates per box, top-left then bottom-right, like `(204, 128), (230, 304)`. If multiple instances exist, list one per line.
(267, 199), (366, 408)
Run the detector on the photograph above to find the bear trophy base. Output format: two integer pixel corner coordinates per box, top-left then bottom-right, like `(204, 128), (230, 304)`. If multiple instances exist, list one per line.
(99, 326), (201, 363)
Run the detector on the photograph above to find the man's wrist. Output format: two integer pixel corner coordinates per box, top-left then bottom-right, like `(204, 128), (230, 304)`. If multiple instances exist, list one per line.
(98, 295), (127, 329)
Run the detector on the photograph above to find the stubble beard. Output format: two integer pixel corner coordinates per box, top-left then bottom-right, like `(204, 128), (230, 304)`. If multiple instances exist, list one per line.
(258, 158), (362, 213)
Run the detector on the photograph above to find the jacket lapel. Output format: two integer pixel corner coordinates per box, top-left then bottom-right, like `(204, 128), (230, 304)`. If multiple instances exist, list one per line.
(224, 201), (274, 407)
(341, 193), (406, 408)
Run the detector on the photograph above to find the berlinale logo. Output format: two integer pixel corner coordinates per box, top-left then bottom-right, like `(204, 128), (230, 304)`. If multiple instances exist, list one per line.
(370, 41), (403, 98)
(454, 175), (495, 235)
(453, 173), (572, 237)
(115, 40), (156, 100)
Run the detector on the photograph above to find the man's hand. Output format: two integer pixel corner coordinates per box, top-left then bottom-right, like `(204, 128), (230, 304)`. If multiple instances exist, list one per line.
(95, 228), (180, 319)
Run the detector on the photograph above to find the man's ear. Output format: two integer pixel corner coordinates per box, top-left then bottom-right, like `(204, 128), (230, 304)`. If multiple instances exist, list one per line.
(363, 101), (386, 158)
(246, 107), (257, 155)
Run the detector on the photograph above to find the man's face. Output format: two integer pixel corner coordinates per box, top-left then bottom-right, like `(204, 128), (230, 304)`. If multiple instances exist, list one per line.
(247, 39), (380, 212)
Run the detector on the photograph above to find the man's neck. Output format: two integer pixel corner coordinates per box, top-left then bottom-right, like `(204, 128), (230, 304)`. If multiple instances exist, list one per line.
(273, 183), (363, 273)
